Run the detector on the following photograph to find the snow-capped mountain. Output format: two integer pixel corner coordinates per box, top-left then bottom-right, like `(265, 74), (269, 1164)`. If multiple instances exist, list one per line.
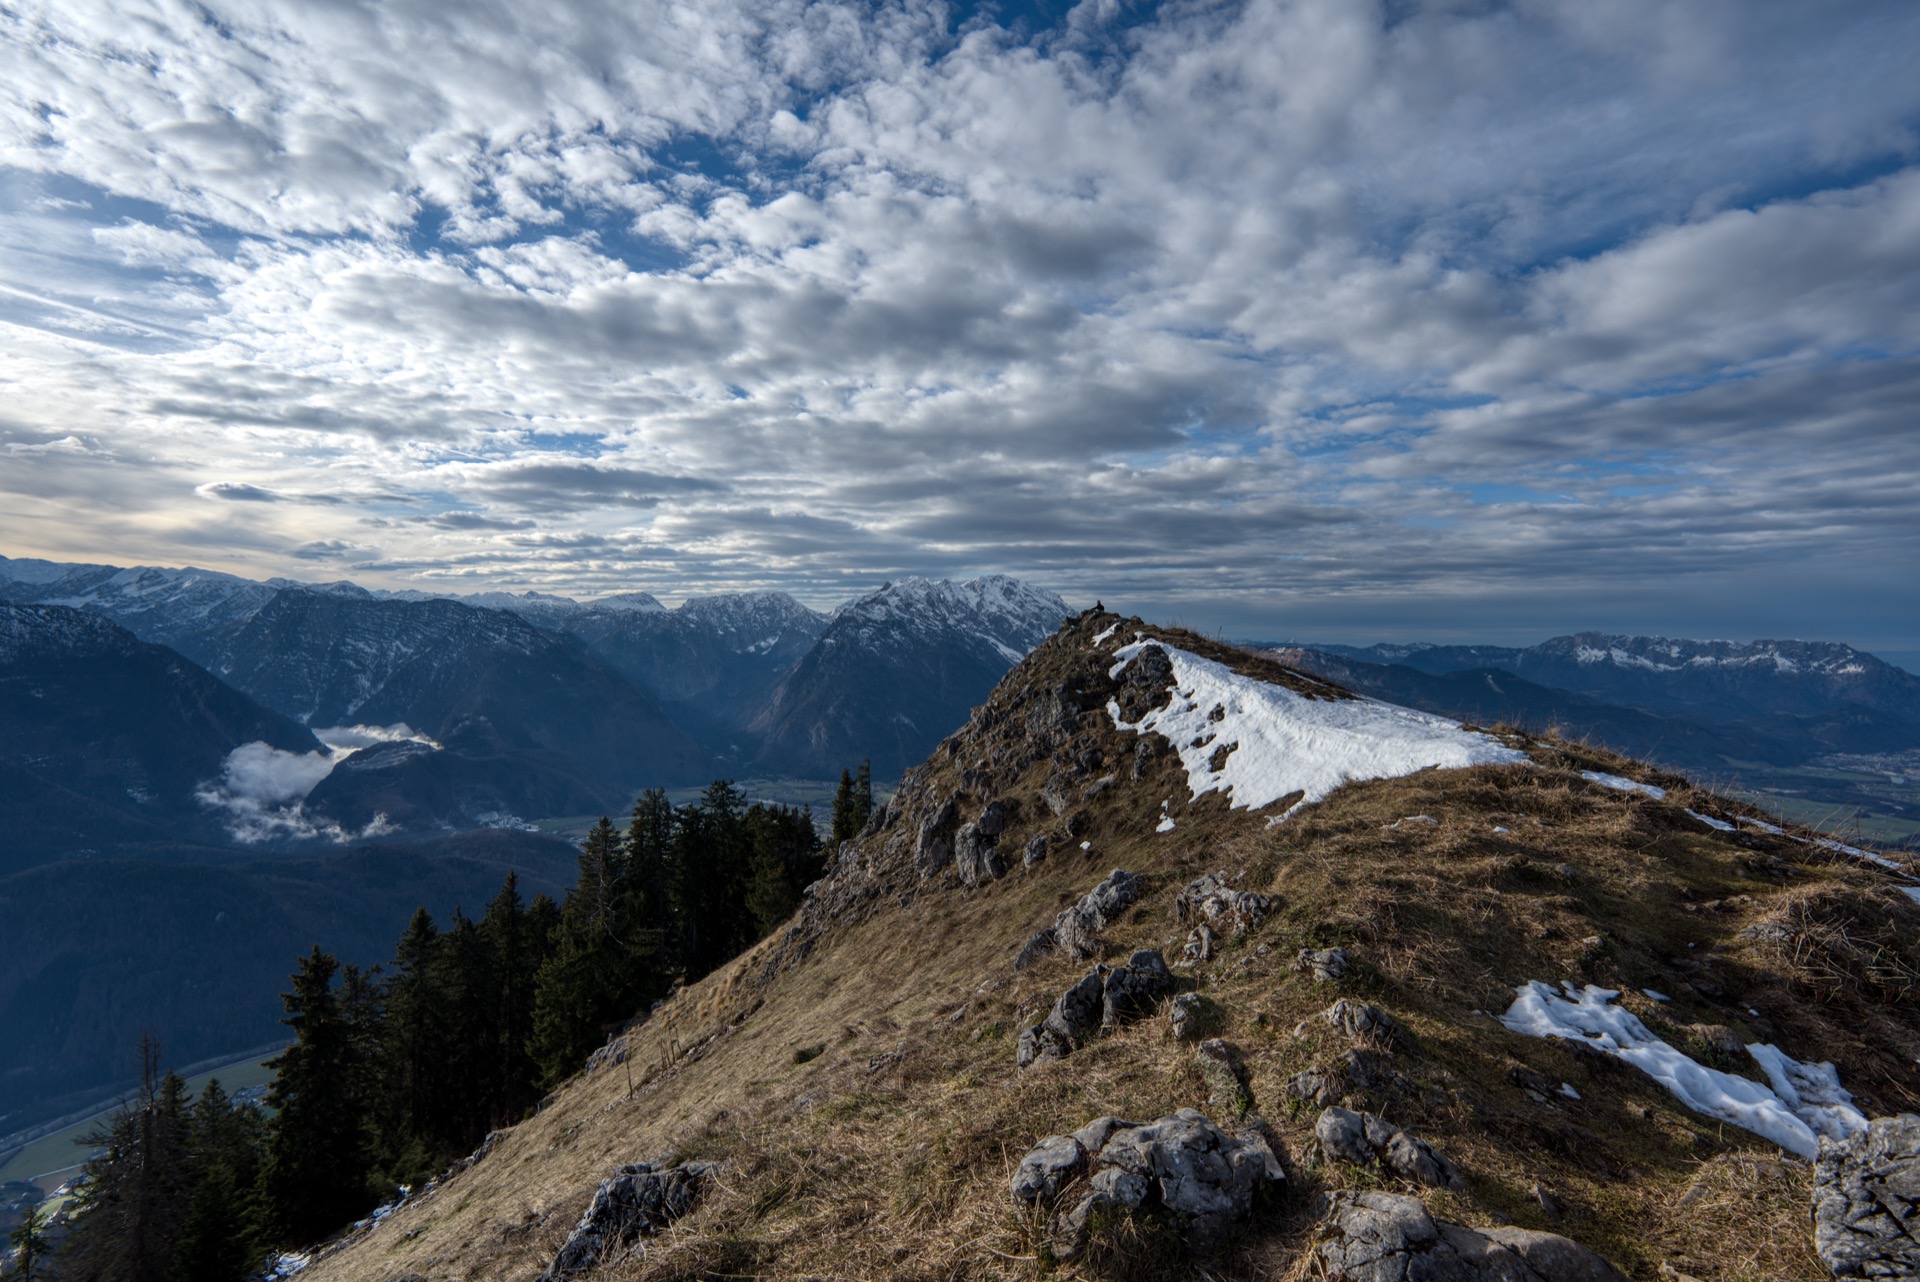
(1312, 631), (1920, 728)
(750, 576), (1071, 777)
(0, 602), (322, 866)
(0, 555), (284, 664)
(555, 591), (828, 743)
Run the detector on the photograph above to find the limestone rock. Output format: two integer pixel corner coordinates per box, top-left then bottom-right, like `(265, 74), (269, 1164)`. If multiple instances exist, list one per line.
(1112, 643), (1176, 721)
(1169, 992), (1206, 1041)
(540, 1162), (716, 1281)
(1314, 1190), (1627, 1282)
(1022, 1107), (1283, 1260)
(954, 821), (1007, 887)
(1316, 1107), (1463, 1191)
(1017, 968), (1107, 1067)
(1324, 998), (1409, 1051)
(1102, 949), (1174, 1026)
(1295, 947), (1353, 983)
(1813, 1113), (1920, 1279)
(915, 797), (959, 877)
(1024, 833), (1049, 866)
(1010, 1134), (1086, 1203)
(1182, 922), (1217, 965)
(1056, 869), (1143, 957)
(1013, 925), (1058, 972)
(1197, 1039), (1253, 1114)
(1175, 872), (1275, 938)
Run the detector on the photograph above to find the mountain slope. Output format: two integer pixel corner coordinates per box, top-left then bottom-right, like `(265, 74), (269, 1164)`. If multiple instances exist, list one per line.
(749, 575), (1069, 777)
(552, 592), (827, 750)
(0, 556), (282, 664)
(207, 590), (710, 821)
(304, 608), (1920, 1282)
(0, 603), (323, 868)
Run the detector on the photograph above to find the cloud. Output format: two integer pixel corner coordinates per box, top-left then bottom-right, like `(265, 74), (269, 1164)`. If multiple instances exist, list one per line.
(194, 734), (421, 842)
(0, 1), (1915, 644)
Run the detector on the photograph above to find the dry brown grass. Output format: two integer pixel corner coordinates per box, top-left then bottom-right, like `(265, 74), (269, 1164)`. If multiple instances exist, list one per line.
(301, 611), (1920, 1282)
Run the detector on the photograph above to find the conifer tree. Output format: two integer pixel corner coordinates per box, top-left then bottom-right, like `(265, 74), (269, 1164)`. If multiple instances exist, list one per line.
(479, 872), (544, 1127)
(378, 908), (442, 1167)
(8, 1201), (49, 1281)
(167, 1078), (265, 1282)
(264, 948), (375, 1244)
(58, 1037), (192, 1282)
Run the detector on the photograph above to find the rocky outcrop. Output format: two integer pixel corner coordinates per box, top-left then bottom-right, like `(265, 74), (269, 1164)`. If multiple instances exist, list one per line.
(1010, 1108), (1283, 1259)
(540, 1162), (717, 1280)
(1323, 998), (1410, 1051)
(1315, 1107), (1463, 1190)
(1014, 868), (1142, 969)
(1017, 950), (1174, 1067)
(1175, 872), (1275, 937)
(1295, 947), (1353, 983)
(1813, 1113), (1920, 1278)
(1313, 1190), (1626, 1281)
(914, 797), (960, 877)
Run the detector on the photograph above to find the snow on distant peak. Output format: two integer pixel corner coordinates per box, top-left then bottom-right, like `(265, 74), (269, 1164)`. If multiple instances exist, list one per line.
(1106, 639), (1528, 819)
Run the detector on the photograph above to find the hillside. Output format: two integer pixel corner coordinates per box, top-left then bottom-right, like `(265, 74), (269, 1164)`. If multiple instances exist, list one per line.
(299, 609), (1920, 1282)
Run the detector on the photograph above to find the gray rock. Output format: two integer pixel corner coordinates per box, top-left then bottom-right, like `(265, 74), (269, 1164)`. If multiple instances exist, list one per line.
(583, 1034), (628, 1075)
(1013, 925), (1058, 971)
(1042, 1107), (1285, 1260)
(1315, 1107), (1462, 1191)
(1011, 1134), (1086, 1203)
(1169, 991), (1205, 1041)
(540, 1162), (717, 1280)
(1102, 950), (1173, 1026)
(1054, 868), (1142, 958)
(1042, 774), (1073, 816)
(1113, 644), (1176, 721)
(1024, 833), (1049, 866)
(1324, 998), (1409, 1050)
(1197, 1039), (1253, 1114)
(977, 799), (1010, 838)
(1183, 922), (1217, 964)
(1813, 1113), (1920, 1278)
(915, 797), (959, 876)
(1018, 968), (1107, 1067)
(1314, 1190), (1627, 1282)
(1174, 872), (1275, 937)
(954, 822), (1007, 887)
(1288, 1068), (1344, 1107)
(1296, 947), (1353, 983)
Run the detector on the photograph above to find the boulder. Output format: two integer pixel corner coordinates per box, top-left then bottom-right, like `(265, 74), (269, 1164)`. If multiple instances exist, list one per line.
(1168, 992), (1206, 1041)
(977, 799), (1011, 838)
(540, 1162), (717, 1281)
(1174, 872), (1275, 937)
(1295, 947), (1353, 983)
(1013, 925), (1059, 972)
(1016, 1108), (1283, 1260)
(1315, 1107), (1463, 1190)
(1010, 1134), (1086, 1203)
(1017, 969), (1106, 1067)
(914, 797), (959, 877)
(954, 822), (1007, 887)
(1019, 952), (1171, 1067)
(1813, 1113), (1920, 1278)
(1055, 869), (1143, 958)
(1024, 833), (1049, 866)
(1182, 922), (1217, 965)
(1314, 1190), (1627, 1282)
(1324, 998), (1409, 1051)
(1102, 949), (1173, 1026)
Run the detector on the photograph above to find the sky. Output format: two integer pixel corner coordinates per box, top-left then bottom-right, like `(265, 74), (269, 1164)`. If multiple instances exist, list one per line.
(1, 0), (1917, 652)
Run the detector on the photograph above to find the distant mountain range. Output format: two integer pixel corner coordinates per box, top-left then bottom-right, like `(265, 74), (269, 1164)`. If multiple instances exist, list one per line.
(0, 555), (1071, 854)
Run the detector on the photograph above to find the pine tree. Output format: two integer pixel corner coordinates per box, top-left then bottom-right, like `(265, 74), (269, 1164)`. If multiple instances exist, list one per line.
(746, 802), (825, 936)
(264, 948), (375, 1245)
(58, 1037), (192, 1282)
(378, 909), (442, 1167)
(830, 761), (875, 846)
(167, 1078), (265, 1282)
(8, 1202), (49, 1282)
(479, 872), (543, 1128)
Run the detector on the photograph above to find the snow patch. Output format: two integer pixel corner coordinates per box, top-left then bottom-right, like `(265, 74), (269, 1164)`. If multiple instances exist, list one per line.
(1581, 770), (1666, 799)
(1500, 981), (1865, 1158)
(1107, 640), (1527, 819)
(1092, 622), (1120, 646)
(1685, 810), (1735, 832)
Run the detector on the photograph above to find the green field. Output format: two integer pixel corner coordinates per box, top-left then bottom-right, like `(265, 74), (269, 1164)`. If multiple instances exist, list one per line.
(0, 1051), (281, 1195)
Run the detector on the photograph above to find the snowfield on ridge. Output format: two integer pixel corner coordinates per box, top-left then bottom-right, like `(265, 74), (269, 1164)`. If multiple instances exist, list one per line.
(1106, 637), (1530, 817)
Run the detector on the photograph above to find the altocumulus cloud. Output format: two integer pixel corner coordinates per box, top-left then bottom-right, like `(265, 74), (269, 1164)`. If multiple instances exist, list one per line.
(1, 0), (1918, 647)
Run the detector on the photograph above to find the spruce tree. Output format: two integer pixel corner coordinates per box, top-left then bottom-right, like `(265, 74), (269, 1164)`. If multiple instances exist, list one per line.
(58, 1037), (192, 1282)
(264, 948), (375, 1245)
(8, 1202), (49, 1282)
(479, 873), (543, 1128)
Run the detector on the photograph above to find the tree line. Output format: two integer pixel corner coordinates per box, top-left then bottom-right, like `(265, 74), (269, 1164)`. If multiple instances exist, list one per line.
(25, 772), (873, 1281)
